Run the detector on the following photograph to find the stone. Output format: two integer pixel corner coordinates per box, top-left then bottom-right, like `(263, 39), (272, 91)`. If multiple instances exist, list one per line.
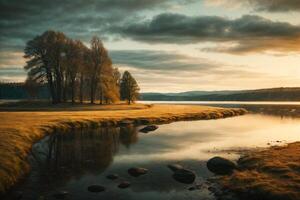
(167, 164), (184, 172)
(128, 167), (148, 177)
(172, 169), (196, 184)
(53, 191), (69, 199)
(207, 157), (237, 175)
(87, 185), (105, 193)
(106, 174), (119, 180)
(118, 181), (131, 189)
(139, 125), (158, 133)
(188, 187), (196, 191)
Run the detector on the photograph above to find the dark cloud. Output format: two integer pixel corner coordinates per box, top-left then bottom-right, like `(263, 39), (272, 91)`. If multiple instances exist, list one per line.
(222, 0), (300, 12)
(0, 0), (195, 51)
(0, 0), (197, 78)
(110, 14), (300, 53)
(254, 0), (300, 12)
(110, 50), (217, 71)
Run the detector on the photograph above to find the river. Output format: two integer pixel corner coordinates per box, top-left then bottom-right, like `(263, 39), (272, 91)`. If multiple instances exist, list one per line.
(5, 102), (300, 200)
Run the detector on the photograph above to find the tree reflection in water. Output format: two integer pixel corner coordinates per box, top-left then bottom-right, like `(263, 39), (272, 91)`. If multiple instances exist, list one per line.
(24, 125), (139, 195)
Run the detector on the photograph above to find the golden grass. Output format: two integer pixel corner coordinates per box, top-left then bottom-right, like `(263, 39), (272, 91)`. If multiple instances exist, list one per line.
(221, 142), (300, 200)
(0, 102), (246, 194)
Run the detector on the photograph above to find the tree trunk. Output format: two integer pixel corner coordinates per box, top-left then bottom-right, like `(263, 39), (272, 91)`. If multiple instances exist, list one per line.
(54, 67), (62, 103)
(54, 56), (62, 103)
(46, 68), (57, 104)
(99, 86), (103, 104)
(128, 90), (131, 105)
(79, 73), (83, 104)
(71, 78), (75, 104)
(62, 74), (67, 103)
(90, 79), (95, 104)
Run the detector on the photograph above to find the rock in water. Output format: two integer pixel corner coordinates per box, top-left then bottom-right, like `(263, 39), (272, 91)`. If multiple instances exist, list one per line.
(87, 185), (105, 193)
(207, 157), (236, 175)
(139, 125), (158, 133)
(53, 191), (69, 199)
(106, 174), (119, 180)
(167, 164), (184, 172)
(128, 167), (148, 177)
(172, 169), (196, 184)
(188, 187), (196, 191)
(118, 181), (131, 189)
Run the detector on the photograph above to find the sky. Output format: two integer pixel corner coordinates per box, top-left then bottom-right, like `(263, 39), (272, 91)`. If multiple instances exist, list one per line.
(1, 0), (300, 92)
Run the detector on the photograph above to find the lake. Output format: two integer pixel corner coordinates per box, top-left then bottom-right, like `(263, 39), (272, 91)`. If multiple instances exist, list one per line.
(5, 102), (300, 200)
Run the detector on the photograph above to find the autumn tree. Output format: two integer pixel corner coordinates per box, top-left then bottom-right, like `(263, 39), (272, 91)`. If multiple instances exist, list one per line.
(62, 39), (87, 103)
(24, 30), (135, 105)
(24, 30), (68, 104)
(120, 71), (140, 104)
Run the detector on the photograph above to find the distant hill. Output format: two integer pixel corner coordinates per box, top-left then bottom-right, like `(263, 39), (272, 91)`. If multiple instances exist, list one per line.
(2, 84), (300, 101)
(141, 88), (300, 101)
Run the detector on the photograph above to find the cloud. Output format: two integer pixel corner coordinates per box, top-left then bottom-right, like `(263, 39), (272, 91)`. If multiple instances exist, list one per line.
(110, 50), (217, 71)
(108, 50), (268, 92)
(206, 0), (300, 12)
(0, 0), (199, 83)
(110, 13), (300, 53)
(0, 49), (292, 92)
(0, 67), (26, 82)
(0, 51), (25, 68)
(0, 0), (195, 52)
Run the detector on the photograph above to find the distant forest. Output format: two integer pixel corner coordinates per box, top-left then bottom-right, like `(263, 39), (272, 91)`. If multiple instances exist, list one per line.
(21, 30), (140, 104)
(0, 82), (49, 99)
(3, 86), (300, 101)
(141, 88), (300, 101)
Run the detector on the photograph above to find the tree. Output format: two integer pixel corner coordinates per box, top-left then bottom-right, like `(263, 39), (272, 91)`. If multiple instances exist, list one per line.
(24, 30), (68, 104)
(62, 39), (86, 104)
(88, 37), (103, 103)
(120, 71), (140, 104)
(24, 30), (126, 104)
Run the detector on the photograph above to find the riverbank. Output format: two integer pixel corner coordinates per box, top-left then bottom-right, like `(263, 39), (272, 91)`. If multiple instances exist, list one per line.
(0, 102), (246, 194)
(218, 142), (300, 200)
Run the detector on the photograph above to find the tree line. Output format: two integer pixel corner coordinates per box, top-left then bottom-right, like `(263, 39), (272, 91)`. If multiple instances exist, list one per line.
(0, 82), (49, 99)
(24, 30), (139, 104)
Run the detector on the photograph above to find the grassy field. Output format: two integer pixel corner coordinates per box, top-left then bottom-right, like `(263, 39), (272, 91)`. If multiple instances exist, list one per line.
(0, 102), (246, 194)
(220, 142), (300, 200)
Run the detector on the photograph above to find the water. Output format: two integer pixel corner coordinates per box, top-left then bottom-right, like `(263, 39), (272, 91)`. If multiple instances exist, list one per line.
(6, 104), (300, 200)
(139, 100), (300, 105)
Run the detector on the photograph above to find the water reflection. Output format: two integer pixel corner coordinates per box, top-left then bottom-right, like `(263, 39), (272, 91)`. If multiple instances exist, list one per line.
(39, 126), (138, 175)
(7, 105), (300, 200)
(9, 126), (140, 200)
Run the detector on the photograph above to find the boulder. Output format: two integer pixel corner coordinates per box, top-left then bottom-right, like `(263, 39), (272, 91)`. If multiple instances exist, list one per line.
(139, 125), (158, 133)
(172, 169), (196, 184)
(53, 191), (69, 199)
(188, 187), (196, 191)
(118, 181), (131, 189)
(207, 157), (236, 175)
(87, 185), (105, 193)
(106, 174), (119, 180)
(167, 164), (184, 172)
(128, 167), (148, 177)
